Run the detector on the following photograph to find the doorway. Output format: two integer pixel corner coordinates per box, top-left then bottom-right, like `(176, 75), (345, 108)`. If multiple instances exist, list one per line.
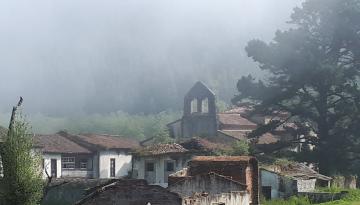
(145, 161), (156, 184)
(51, 159), (57, 178)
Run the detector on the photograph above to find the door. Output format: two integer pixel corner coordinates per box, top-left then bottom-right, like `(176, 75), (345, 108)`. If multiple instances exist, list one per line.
(145, 161), (156, 184)
(164, 160), (175, 183)
(262, 186), (272, 200)
(51, 159), (57, 178)
(110, 158), (115, 177)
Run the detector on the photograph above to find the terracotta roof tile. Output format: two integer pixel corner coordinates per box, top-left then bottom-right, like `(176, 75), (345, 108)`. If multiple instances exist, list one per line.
(34, 134), (92, 154)
(191, 156), (255, 162)
(67, 133), (140, 150)
(218, 113), (257, 130)
(262, 162), (332, 181)
(137, 143), (188, 156)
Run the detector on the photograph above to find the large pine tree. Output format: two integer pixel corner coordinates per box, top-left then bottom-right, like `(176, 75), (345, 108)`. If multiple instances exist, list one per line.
(233, 0), (360, 175)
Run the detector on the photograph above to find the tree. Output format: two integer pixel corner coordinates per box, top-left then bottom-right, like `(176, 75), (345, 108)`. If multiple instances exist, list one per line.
(0, 98), (43, 205)
(232, 0), (360, 175)
(227, 140), (250, 156)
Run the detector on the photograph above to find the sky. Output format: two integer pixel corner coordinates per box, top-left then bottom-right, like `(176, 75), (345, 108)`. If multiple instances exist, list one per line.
(0, 0), (303, 115)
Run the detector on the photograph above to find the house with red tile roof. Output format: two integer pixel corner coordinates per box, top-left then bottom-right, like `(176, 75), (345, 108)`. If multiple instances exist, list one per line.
(34, 132), (140, 179)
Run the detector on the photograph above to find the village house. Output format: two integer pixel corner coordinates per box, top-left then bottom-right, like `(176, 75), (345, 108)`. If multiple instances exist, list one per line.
(168, 156), (259, 205)
(132, 143), (192, 187)
(34, 132), (140, 179)
(260, 161), (332, 200)
(75, 179), (182, 205)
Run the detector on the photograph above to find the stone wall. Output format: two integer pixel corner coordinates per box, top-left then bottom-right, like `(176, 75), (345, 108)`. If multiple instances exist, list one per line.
(332, 175), (357, 189)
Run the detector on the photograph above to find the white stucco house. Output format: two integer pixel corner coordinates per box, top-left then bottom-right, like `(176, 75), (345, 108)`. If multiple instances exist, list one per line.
(132, 143), (192, 187)
(34, 132), (140, 179)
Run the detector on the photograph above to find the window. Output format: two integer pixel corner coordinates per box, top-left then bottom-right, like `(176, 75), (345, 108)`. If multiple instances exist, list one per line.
(190, 98), (198, 113)
(110, 158), (115, 177)
(201, 98), (209, 113)
(80, 159), (87, 169)
(145, 162), (155, 172)
(166, 161), (175, 172)
(62, 157), (75, 169)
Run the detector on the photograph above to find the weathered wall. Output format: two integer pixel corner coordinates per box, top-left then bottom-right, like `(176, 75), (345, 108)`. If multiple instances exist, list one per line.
(98, 150), (132, 178)
(133, 154), (190, 187)
(62, 170), (93, 178)
(297, 179), (316, 192)
(183, 191), (250, 205)
(182, 115), (217, 138)
(260, 170), (296, 199)
(78, 180), (182, 205)
(43, 153), (61, 178)
(168, 173), (246, 197)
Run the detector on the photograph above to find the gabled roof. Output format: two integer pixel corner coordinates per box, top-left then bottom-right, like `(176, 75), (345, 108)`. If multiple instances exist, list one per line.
(218, 113), (257, 130)
(136, 143), (188, 156)
(64, 133), (140, 151)
(261, 162), (332, 181)
(34, 134), (92, 154)
(191, 156), (255, 162)
(218, 130), (280, 145)
(185, 81), (215, 98)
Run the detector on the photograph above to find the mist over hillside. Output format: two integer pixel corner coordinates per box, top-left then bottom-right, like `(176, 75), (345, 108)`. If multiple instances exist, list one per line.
(0, 0), (302, 116)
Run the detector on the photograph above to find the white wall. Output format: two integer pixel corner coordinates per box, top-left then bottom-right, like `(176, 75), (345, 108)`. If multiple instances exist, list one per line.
(42, 154), (61, 178)
(133, 155), (189, 187)
(98, 150), (132, 178)
(297, 179), (316, 192)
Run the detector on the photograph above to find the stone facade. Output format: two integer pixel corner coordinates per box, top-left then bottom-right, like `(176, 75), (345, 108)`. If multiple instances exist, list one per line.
(169, 156), (259, 205)
(168, 81), (218, 139)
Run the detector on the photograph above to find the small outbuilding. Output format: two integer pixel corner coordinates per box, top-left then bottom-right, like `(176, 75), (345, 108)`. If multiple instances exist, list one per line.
(132, 143), (192, 187)
(260, 162), (332, 200)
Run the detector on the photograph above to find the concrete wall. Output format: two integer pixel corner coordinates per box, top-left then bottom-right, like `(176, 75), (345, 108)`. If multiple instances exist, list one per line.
(62, 170), (93, 178)
(260, 170), (296, 199)
(98, 150), (132, 178)
(43, 154), (61, 178)
(183, 191), (250, 205)
(133, 155), (190, 187)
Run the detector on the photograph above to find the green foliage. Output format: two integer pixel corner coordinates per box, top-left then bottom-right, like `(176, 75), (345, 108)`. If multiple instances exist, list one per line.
(221, 140), (250, 156)
(262, 190), (360, 205)
(262, 196), (311, 205)
(0, 114), (43, 205)
(233, 0), (360, 175)
(216, 99), (230, 113)
(0, 111), (181, 140)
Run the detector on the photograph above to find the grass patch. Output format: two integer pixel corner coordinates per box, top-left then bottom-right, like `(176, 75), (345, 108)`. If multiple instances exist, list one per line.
(262, 190), (360, 205)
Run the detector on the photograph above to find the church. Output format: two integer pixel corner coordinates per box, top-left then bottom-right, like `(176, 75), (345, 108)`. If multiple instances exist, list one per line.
(167, 81), (299, 150)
